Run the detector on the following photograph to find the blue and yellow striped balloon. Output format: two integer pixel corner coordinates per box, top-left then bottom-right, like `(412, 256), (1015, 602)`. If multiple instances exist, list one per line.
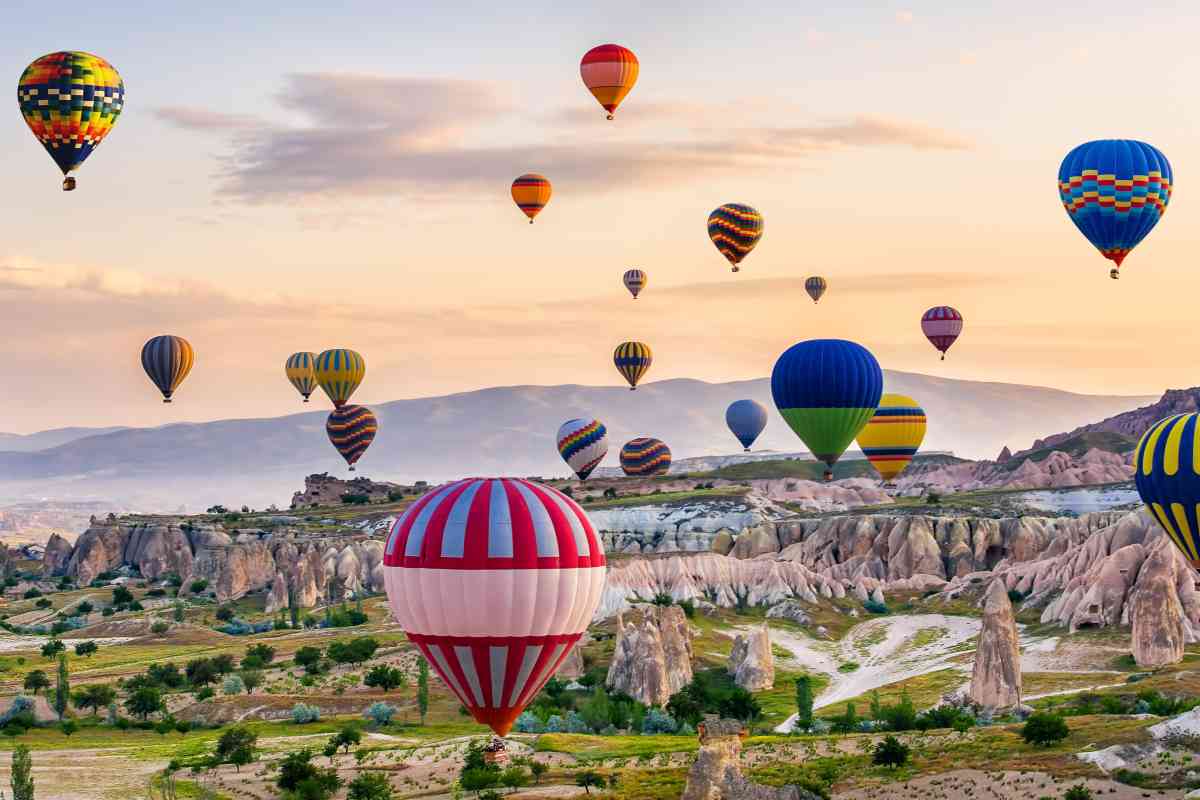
(1135, 413), (1200, 568)
(285, 352), (317, 402)
(614, 341), (652, 390)
(314, 348), (365, 408)
(141, 335), (194, 403)
(856, 394), (926, 483)
(620, 437), (672, 477)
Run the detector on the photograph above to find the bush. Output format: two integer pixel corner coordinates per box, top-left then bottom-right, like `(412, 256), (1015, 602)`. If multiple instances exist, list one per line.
(150, 621), (169, 635)
(34, 598), (51, 609)
(189, 579), (208, 594)
(292, 703), (321, 724)
(1021, 712), (1069, 747)
(862, 600), (889, 615)
(327, 637), (379, 664)
(364, 702), (396, 727)
(74, 641), (98, 657)
(223, 674), (245, 695)
(651, 592), (674, 606)
(1007, 589), (1025, 604)
(544, 714), (565, 733)
(565, 710), (590, 733)
(341, 493), (371, 505)
(22, 588), (41, 600)
(641, 708), (677, 734)
(215, 606), (235, 622)
(872, 735), (910, 768)
(76, 601), (94, 614)
(195, 686), (215, 702)
(1063, 785), (1093, 800)
(112, 586), (134, 605)
(514, 711), (544, 733)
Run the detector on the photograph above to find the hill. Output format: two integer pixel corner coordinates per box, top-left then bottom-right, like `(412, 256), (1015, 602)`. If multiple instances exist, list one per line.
(0, 372), (1154, 512)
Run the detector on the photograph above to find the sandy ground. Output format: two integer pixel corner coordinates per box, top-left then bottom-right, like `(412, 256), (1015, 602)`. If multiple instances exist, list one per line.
(770, 614), (1060, 732)
(0, 747), (163, 800)
(834, 768), (1188, 799)
(0, 634), (133, 653)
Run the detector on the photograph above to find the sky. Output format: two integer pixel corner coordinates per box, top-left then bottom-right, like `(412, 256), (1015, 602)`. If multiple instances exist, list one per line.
(1, 0), (1199, 433)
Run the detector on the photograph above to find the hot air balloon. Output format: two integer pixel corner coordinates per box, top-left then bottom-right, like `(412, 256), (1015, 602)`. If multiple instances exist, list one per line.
(580, 44), (638, 120)
(314, 349), (365, 408)
(623, 269), (647, 299)
(383, 478), (605, 736)
(18, 52), (124, 191)
(805, 276), (827, 304)
(613, 341), (652, 390)
(557, 418), (608, 480)
(1058, 139), (1173, 279)
(855, 394), (926, 484)
(326, 404), (377, 471)
(707, 204), (763, 272)
(921, 307), (963, 360)
(511, 173), (551, 223)
(726, 400), (768, 452)
(1135, 413), (1200, 568)
(620, 438), (672, 476)
(285, 352), (317, 402)
(141, 335), (194, 403)
(771, 339), (882, 481)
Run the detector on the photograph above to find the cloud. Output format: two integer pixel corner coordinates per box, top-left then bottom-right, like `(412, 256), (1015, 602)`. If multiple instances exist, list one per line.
(155, 73), (973, 203)
(896, 10), (914, 23)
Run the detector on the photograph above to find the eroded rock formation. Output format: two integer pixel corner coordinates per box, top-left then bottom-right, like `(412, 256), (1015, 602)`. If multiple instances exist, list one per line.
(606, 604), (693, 706)
(290, 473), (402, 508)
(1131, 541), (1187, 667)
(682, 716), (822, 800)
(969, 580), (1021, 709)
(728, 626), (774, 691)
(42, 533), (73, 577)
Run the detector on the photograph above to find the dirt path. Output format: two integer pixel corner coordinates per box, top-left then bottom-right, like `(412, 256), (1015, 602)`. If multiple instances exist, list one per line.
(834, 767), (1186, 799)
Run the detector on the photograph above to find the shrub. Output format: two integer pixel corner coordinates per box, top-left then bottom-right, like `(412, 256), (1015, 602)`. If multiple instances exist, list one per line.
(327, 637), (379, 664)
(364, 702), (396, 727)
(641, 708), (677, 734)
(73, 641), (98, 657)
(222, 674), (245, 695)
(76, 601), (94, 614)
(294, 646), (323, 673)
(544, 714), (565, 733)
(189, 579), (208, 594)
(215, 606), (235, 622)
(41, 639), (65, 658)
(101, 607), (115, 617)
(292, 702), (321, 724)
(862, 600), (889, 615)
(514, 711), (544, 733)
(34, 598), (51, 609)
(195, 686), (215, 702)
(1022, 712), (1069, 747)
(341, 493), (371, 505)
(1007, 589), (1025, 604)
(1063, 785), (1093, 800)
(22, 588), (41, 600)
(150, 621), (169, 635)
(112, 586), (134, 605)
(872, 735), (910, 768)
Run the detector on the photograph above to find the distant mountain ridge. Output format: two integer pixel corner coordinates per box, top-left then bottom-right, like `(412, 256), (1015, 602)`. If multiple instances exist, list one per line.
(1015, 387), (1200, 458)
(0, 372), (1156, 511)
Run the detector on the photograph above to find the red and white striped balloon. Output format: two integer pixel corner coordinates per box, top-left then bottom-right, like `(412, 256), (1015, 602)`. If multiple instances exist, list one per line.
(383, 478), (606, 736)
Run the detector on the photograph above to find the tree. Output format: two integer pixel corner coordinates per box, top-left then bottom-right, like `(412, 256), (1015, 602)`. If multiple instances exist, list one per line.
(347, 771), (393, 800)
(245, 643), (276, 664)
(277, 749), (341, 799)
(185, 658), (218, 687)
(328, 724), (362, 754)
(1022, 712), (1069, 747)
(189, 579), (208, 594)
(216, 726), (258, 771)
(529, 760), (548, 785)
(795, 675), (814, 731)
(222, 674), (245, 695)
(327, 637), (378, 664)
(417, 657), (429, 724)
(831, 702), (859, 734)
(173, 600), (184, 623)
(74, 641), (98, 658)
(575, 770), (605, 794)
(460, 767), (499, 794)
(214, 606), (235, 622)
(10, 743), (33, 800)
(23, 669), (49, 696)
(294, 646), (322, 674)
(147, 662), (185, 689)
(872, 735), (910, 768)
(76, 600), (94, 614)
(210, 654), (235, 675)
(241, 669), (263, 694)
(500, 766), (529, 792)
(53, 652), (69, 720)
(1064, 785), (1093, 800)
(126, 685), (163, 719)
(112, 585), (134, 605)
(364, 665), (405, 693)
(72, 683), (116, 715)
(60, 718), (78, 736)
(41, 638), (65, 658)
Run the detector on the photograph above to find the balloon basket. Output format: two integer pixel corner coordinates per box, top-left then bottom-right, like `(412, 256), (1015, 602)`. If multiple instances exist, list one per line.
(1110, 268), (1120, 280)
(483, 737), (510, 766)
(62, 176), (76, 191)
(162, 398), (171, 404)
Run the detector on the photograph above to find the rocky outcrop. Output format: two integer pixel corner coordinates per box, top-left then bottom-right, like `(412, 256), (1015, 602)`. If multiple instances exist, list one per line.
(606, 604), (693, 706)
(969, 580), (1021, 709)
(1021, 387), (1200, 457)
(728, 626), (774, 691)
(556, 638), (586, 680)
(682, 716), (822, 800)
(1131, 541), (1186, 667)
(42, 533), (73, 577)
(290, 473), (401, 508)
(264, 573), (289, 614)
(898, 448), (1132, 493)
(997, 446), (1012, 463)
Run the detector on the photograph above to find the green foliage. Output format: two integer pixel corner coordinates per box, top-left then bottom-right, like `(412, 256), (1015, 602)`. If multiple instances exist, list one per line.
(76, 600), (94, 614)
(147, 662), (185, 689)
(60, 718), (78, 736)
(294, 645), (323, 674)
(10, 743), (33, 800)
(241, 669), (263, 693)
(327, 605), (368, 627)
(185, 657), (219, 687)
(830, 702), (858, 734)
(1064, 785), (1093, 800)
(328, 723), (362, 754)
(575, 770), (606, 794)
(1021, 712), (1069, 747)
(364, 702), (395, 727)
(112, 585), (134, 604)
(53, 652), (69, 720)
(41, 638), (65, 658)
(794, 675), (814, 731)
(72, 683), (116, 715)
(222, 674), (245, 695)
(666, 669), (761, 726)
(837, 661), (860, 673)
(500, 766), (529, 792)
(22, 588), (41, 600)
(651, 592), (674, 606)
(188, 579), (208, 594)
(872, 735), (910, 768)
(862, 600), (889, 614)
(34, 598), (51, 609)
(341, 493), (371, 505)
(22, 669), (49, 695)
(73, 640), (98, 657)
(150, 621), (170, 635)
(417, 657), (430, 724)
(1007, 589), (1025, 604)
(126, 685), (164, 719)
(215, 606), (235, 622)
(872, 690), (917, 732)
(327, 637), (378, 664)
(347, 771), (393, 800)
(277, 749), (341, 799)
(292, 703), (321, 724)
(216, 726), (258, 771)
(364, 664), (405, 693)
(245, 643), (276, 664)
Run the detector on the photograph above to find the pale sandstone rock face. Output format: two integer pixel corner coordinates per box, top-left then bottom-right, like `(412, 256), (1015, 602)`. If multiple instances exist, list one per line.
(969, 580), (1022, 709)
(1132, 541), (1187, 668)
(126, 524), (193, 580)
(66, 522), (128, 585)
(682, 716), (822, 800)
(290, 473), (402, 509)
(556, 635), (588, 680)
(264, 573), (289, 614)
(728, 625), (774, 691)
(606, 604), (694, 706)
(42, 533), (73, 577)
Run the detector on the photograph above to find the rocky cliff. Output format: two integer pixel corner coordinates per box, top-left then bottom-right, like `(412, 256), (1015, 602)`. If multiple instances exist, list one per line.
(1020, 387), (1200, 456)
(897, 448), (1132, 493)
(290, 473), (402, 508)
(606, 604), (694, 706)
(50, 517), (386, 605)
(682, 716), (822, 800)
(968, 580), (1021, 709)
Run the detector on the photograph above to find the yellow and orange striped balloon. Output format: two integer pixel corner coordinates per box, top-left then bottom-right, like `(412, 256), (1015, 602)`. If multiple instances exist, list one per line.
(855, 394), (927, 483)
(580, 44), (639, 120)
(511, 173), (552, 223)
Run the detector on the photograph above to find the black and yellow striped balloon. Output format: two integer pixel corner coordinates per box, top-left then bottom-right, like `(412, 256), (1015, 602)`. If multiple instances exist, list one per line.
(314, 348), (365, 408)
(141, 335), (193, 403)
(1135, 412), (1200, 568)
(613, 341), (652, 390)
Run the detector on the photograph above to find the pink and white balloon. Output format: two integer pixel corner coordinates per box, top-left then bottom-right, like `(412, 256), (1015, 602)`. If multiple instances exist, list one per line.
(383, 477), (606, 736)
(921, 306), (963, 360)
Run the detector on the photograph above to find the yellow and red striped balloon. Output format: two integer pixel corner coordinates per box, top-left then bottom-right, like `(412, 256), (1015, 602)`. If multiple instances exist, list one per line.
(580, 44), (639, 120)
(511, 173), (551, 223)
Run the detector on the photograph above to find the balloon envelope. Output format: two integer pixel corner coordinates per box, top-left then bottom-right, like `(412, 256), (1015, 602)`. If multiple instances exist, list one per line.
(623, 269), (647, 299)
(1058, 139), (1173, 277)
(1135, 413), (1200, 568)
(326, 405), (377, 471)
(285, 352), (317, 401)
(805, 276), (827, 303)
(315, 349), (365, 407)
(707, 204), (763, 272)
(511, 173), (551, 222)
(856, 394), (926, 482)
(613, 341), (652, 390)
(921, 306), (962, 360)
(141, 335), (194, 403)
(620, 437), (672, 476)
(18, 52), (124, 188)
(383, 478), (606, 736)
(725, 400), (768, 451)
(771, 339), (882, 479)
(580, 44), (639, 119)
(557, 418), (608, 480)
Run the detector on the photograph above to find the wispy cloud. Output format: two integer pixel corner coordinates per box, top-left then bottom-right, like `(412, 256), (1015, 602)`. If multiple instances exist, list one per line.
(155, 73), (973, 204)
(153, 107), (263, 132)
